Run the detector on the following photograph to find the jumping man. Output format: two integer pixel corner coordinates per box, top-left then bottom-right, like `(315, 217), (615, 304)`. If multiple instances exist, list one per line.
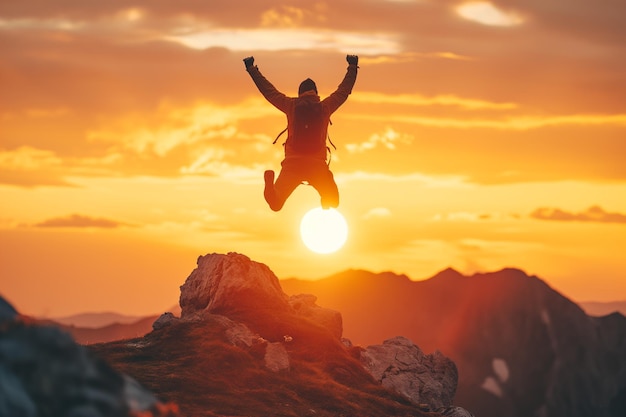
(244, 55), (359, 211)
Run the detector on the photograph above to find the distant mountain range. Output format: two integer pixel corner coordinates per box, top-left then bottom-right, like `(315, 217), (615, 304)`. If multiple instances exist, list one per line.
(44, 288), (624, 332)
(37, 306), (181, 344)
(38, 276), (626, 350)
(36, 316), (159, 345)
(49, 311), (146, 328)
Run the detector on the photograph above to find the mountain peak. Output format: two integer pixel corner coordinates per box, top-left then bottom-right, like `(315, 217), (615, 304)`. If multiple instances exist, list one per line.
(430, 267), (465, 281)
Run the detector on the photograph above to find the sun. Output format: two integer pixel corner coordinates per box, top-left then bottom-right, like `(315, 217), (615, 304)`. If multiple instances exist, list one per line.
(300, 208), (348, 254)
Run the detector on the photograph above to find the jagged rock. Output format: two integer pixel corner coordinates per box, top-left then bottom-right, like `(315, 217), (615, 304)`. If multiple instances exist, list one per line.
(210, 314), (262, 348)
(153, 312), (178, 330)
(179, 252), (290, 318)
(289, 293), (343, 339)
(264, 342), (290, 372)
(0, 297), (179, 417)
(360, 336), (458, 409)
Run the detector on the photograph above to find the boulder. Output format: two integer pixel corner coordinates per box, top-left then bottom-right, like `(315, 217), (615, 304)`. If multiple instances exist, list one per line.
(289, 293), (343, 339)
(179, 252), (289, 318)
(360, 336), (458, 409)
(264, 342), (290, 372)
(211, 314), (263, 348)
(153, 312), (178, 330)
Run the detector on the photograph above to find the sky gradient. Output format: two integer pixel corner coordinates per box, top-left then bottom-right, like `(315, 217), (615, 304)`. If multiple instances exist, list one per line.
(1, 0), (625, 317)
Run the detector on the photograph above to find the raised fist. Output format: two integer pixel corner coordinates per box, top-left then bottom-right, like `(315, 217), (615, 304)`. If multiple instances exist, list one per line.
(243, 56), (255, 69)
(346, 55), (358, 65)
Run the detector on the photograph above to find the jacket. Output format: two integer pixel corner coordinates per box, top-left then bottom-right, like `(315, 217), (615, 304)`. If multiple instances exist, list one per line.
(246, 63), (358, 160)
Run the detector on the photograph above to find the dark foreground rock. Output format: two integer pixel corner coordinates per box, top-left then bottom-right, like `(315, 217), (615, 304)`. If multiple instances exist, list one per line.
(0, 300), (179, 417)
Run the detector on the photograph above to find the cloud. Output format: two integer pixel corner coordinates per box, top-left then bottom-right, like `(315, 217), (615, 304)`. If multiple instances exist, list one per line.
(352, 92), (517, 110)
(34, 214), (129, 229)
(87, 99), (274, 155)
(1, 0), (624, 189)
(166, 28), (400, 55)
(358, 51), (475, 66)
(363, 207), (392, 220)
(0, 147), (74, 187)
(456, 2), (525, 27)
(346, 113), (626, 130)
(337, 171), (471, 188)
(0, 146), (62, 170)
(345, 127), (413, 153)
(0, 146), (126, 188)
(530, 206), (626, 224)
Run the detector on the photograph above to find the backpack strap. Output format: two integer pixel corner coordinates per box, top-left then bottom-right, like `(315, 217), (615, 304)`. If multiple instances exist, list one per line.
(273, 127), (288, 145)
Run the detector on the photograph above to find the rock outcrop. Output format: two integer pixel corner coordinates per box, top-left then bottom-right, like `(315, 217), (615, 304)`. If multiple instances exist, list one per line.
(360, 336), (458, 409)
(0, 297), (179, 417)
(289, 293), (343, 339)
(154, 252), (465, 410)
(154, 252), (346, 374)
(179, 252), (290, 318)
(174, 252), (343, 342)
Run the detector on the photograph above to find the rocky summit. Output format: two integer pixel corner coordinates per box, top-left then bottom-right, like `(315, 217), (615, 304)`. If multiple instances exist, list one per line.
(90, 252), (473, 417)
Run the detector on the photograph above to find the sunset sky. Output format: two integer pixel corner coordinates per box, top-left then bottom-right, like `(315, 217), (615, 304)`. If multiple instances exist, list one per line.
(1, 0), (625, 318)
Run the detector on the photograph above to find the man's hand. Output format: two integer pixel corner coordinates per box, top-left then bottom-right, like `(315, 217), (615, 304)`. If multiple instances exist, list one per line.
(346, 55), (358, 66)
(243, 56), (255, 69)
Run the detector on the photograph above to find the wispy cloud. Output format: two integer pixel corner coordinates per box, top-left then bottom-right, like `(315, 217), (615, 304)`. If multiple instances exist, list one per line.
(166, 28), (400, 55)
(352, 92), (517, 110)
(347, 113), (626, 130)
(530, 206), (626, 224)
(359, 51), (474, 66)
(345, 127), (413, 153)
(363, 207), (392, 220)
(34, 214), (129, 229)
(456, 2), (525, 27)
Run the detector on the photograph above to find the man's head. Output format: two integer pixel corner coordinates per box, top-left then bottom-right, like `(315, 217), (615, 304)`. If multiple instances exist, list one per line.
(298, 78), (318, 95)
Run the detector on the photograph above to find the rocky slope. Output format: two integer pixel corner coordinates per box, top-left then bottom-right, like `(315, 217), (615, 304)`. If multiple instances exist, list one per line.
(281, 267), (626, 417)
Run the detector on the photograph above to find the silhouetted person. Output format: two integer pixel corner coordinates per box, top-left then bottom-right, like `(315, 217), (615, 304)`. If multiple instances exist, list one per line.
(244, 55), (359, 211)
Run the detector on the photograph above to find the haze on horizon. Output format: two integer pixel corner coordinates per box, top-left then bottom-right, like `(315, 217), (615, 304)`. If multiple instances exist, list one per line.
(1, 0), (625, 317)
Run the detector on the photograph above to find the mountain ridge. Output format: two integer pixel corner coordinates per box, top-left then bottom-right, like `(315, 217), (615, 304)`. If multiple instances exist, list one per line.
(37, 267), (626, 345)
(280, 266), (626, 417)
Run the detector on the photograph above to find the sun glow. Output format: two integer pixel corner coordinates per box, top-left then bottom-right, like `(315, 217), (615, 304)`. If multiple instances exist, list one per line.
(300, 208), (348, 254)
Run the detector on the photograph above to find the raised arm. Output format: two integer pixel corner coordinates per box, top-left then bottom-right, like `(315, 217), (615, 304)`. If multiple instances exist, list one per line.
(322, 55), (359, 114)
(243, 56), (292, 112)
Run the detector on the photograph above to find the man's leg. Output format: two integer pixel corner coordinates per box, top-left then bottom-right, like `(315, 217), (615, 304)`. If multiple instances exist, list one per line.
(308, 167), (339, 209)
(264, 168), (301, 211)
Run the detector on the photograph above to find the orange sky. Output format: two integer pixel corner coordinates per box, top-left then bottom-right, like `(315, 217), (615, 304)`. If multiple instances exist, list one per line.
(1, 0), (625, 317)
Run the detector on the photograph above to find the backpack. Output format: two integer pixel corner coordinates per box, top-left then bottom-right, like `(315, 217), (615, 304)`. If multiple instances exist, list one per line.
(273, 100), (336, 158)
